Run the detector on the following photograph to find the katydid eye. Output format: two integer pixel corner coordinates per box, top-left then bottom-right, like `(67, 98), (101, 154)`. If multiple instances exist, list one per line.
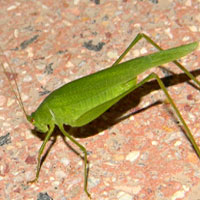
(30, 118), (35, 123)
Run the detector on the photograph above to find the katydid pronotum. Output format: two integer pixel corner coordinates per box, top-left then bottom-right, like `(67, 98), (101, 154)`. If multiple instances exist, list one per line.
(1, 33), (200, 199)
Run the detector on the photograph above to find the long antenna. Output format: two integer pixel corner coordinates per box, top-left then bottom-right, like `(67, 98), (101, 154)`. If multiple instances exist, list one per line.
(0, 47), (28, 117)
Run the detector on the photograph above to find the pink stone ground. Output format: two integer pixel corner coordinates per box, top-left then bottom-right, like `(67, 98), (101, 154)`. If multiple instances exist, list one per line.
(0, 0), (200, 200)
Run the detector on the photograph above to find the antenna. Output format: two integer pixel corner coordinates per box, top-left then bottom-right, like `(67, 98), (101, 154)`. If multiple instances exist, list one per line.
(0, 46), (28, 117)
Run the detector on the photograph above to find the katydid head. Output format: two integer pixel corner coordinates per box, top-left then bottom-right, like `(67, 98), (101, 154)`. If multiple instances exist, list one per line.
(26, 113), (49, 133)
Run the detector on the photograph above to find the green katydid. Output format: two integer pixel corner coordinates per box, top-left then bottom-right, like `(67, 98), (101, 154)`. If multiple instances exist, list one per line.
(1, 33), (200, 199)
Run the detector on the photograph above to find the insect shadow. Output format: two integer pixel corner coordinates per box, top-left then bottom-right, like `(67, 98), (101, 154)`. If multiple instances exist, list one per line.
(31, 67), (200, 167)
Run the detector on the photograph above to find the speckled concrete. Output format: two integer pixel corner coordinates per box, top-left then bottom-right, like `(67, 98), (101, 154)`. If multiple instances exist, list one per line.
(0, 0), (200, 200)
